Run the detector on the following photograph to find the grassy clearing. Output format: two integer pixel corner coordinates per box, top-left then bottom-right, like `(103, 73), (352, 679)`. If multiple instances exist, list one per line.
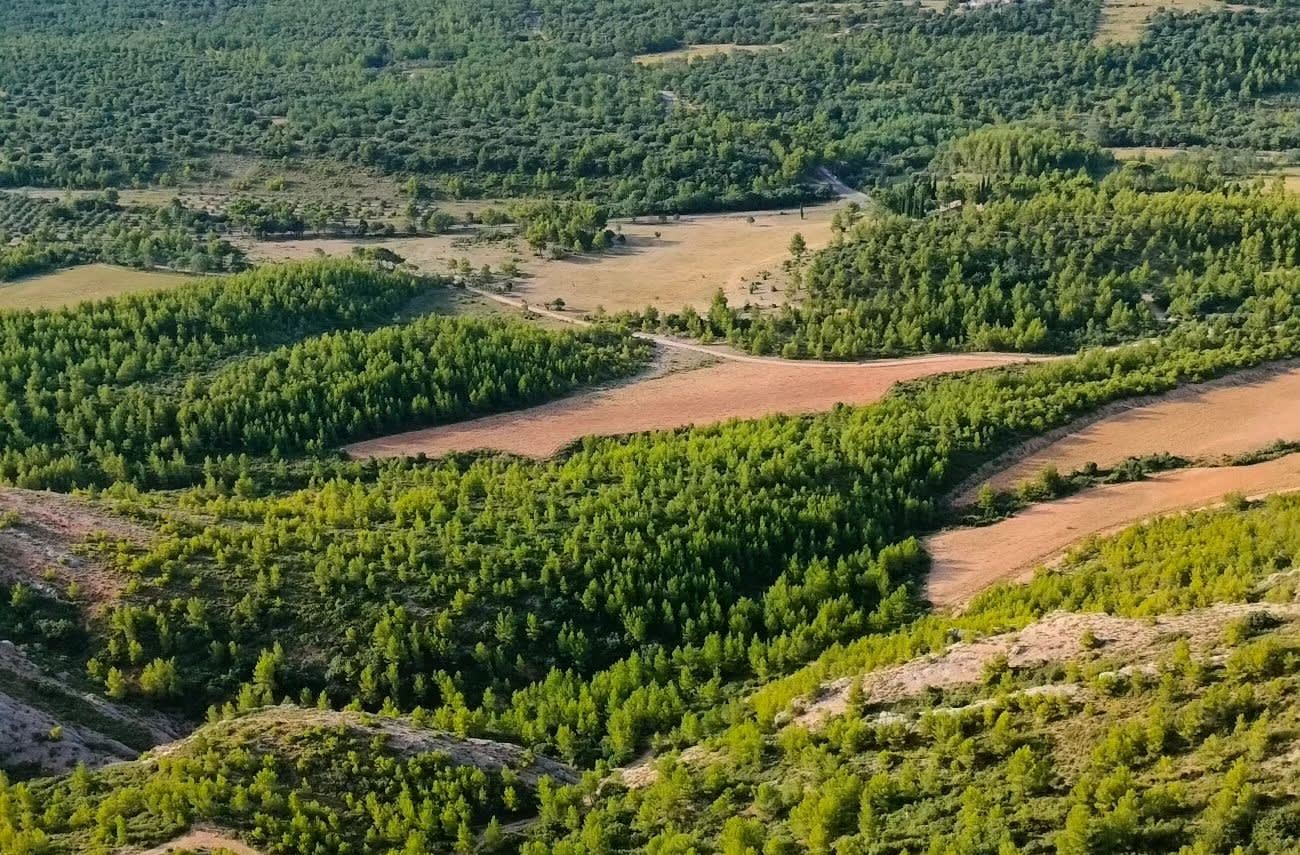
(0, 264), (196, 310)
(1256, 165), (1300, 194)
(245, 204), (844, 315)
(1094, 0), (1224, 45)
(631, 43), (781, 65)
(1107, 145), (1194, 160)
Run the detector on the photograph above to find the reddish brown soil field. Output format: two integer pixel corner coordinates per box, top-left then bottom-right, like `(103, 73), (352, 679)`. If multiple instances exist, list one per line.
(346, 353), (1041, 460)
(927, 452), (1300, 610)
(958, 362), (1300, 502)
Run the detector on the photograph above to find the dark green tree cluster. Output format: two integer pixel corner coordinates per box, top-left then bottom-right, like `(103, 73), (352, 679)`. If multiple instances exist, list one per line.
(511, 201), (612, 253)
(2, 0), (1299, 212)
(224, 196), (425, 239)
(0, 580), (86, 666)
(11, 213), (1300, 852)
(107, 315), (645, 466)
(81, 283), (1300, 764)
(525, 493), (1300, 854)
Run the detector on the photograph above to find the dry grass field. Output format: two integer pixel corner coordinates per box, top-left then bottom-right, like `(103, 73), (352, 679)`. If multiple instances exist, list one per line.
(346, 352), (1042, 460)
(1258, 165), (1300, 193)
(958, 362), (1300, 500)
(0, 264), (195, 310)
(631, 44), (781, 65)
(245, 204), (842, 315)
(1094, 0), (1224, 44)
(926, 452), (1300, 609)
(1107, 145), (1193, 160)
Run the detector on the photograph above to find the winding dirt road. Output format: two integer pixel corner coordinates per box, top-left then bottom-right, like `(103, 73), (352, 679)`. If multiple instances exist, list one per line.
(467, 284), (1050, 368)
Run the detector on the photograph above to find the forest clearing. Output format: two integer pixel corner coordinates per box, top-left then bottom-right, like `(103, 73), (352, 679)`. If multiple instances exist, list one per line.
(0, 264), (195, 310)
(927, 452), (1300, 609)
(242, 205), (838, 314)
(130, 828), (264, 855)
(1093, 0), (1232, 43)
(631, 43), (782, 64)
(956, 361), (1300, 501)
(345, 351), (1041, 459)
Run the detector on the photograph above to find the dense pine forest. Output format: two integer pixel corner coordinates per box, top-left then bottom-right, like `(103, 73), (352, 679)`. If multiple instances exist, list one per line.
(0, 261), (650, 487)
(2, 0), (1299, 211)
(8, 272), (1300, 852)
(6, 0), (1300, 853)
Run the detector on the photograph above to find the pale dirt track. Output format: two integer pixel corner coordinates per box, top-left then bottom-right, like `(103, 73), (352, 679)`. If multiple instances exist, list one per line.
(957, 362), (1300, 501)
(347, 353), (1042, 459)
(927, 452), (1300, 610)
(130, 828), (261, 855)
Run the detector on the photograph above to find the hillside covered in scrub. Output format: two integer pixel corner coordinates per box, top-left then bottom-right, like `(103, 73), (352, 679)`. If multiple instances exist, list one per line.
(7, 0), (1300, 852)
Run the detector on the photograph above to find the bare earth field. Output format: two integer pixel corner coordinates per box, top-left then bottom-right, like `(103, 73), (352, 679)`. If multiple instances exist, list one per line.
(0, 264), (195, 310)
(958, 362), (1300, 500)
(0, 487), (149, 605)
(346, 353), (1042, 460)
(927, 452), (1300, 610)
(243, 205), (840, 315)
(130, 828), (263, 855)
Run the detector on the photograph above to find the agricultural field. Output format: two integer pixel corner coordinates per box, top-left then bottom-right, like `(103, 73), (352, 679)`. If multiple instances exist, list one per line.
(928, 452), (1300, 609)
(0, 263), (196, 310)
(958, 362), (1300, 500)
(347, 351), (1043, 460)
